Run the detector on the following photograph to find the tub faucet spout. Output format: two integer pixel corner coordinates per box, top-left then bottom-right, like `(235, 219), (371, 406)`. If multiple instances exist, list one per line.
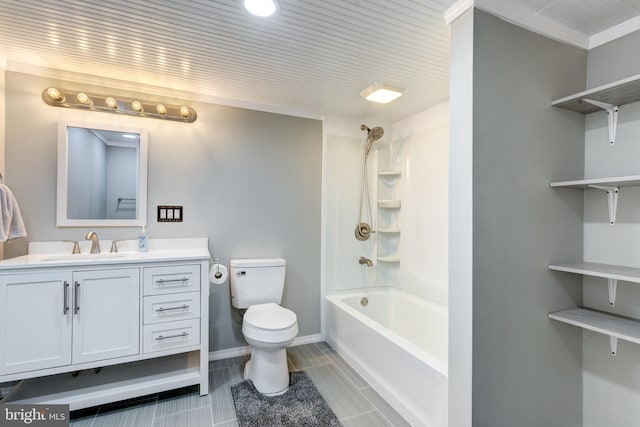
(85, 231), (100, 254)
(359, 256), (373, 267)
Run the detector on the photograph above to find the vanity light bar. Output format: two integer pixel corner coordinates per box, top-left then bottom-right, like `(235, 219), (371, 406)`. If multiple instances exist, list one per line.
(42, 88), (197, 123)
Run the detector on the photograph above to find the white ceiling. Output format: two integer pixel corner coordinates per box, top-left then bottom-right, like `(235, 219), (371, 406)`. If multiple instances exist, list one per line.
(0, 0), (640, 122)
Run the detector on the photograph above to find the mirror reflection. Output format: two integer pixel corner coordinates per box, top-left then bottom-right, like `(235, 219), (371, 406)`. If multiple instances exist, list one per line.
(57, 121), (148, 227)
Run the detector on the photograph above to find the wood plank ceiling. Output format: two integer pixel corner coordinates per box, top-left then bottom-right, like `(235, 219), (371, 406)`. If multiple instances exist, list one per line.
(0, 0), (640, 121)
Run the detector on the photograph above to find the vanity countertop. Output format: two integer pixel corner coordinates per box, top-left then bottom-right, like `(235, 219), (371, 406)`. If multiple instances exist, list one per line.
(0, 238), (210, 270)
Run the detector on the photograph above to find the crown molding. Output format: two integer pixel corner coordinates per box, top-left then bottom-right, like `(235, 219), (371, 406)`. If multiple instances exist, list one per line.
(589, 14), (640, 49)
(475, 0), (589, 49)
(444, 0), (473, 25)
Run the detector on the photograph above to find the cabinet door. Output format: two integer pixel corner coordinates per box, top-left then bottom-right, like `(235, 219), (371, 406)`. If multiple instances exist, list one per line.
(71, 268), (140, 364)
(0, 271), (73, 375)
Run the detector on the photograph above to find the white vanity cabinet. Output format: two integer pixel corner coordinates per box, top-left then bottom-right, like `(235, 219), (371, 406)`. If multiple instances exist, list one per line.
(71, 268), (140, 364)
(0, 271), (72, 374)
(0, 268), (139, 375)
(0, 238), (210, 411)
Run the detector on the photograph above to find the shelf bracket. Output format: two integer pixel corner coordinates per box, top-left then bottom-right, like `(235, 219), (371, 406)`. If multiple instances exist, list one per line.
(610, 336), (618, 355)
(588, 185), (619, 225)
(582, 99), (619, 145)
(608, 278), (618, 306)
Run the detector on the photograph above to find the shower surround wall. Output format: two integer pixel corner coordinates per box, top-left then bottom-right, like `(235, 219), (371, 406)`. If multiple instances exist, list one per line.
(389, 102), (448, 305)
(324, 102), (448, 303)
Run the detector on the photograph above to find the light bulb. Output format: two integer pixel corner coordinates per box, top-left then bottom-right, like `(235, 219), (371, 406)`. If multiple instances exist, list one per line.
(105, 97), (118, 109)
(132, 101), (143, 112)
(156, 104), (167, 115)
(180, 106), (190, 118)
(76, 92), (91, 105)
(47, 87), (64, 101)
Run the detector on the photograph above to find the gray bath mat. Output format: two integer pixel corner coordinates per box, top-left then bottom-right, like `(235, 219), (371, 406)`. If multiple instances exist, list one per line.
(231, 371), (340, 426)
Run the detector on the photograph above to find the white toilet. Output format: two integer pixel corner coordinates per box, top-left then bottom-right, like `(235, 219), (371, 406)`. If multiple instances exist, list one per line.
(229, 258), (298, 395)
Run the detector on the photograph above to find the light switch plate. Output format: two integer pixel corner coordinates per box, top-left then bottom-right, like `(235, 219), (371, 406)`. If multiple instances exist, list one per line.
(157, 205), (183, 222)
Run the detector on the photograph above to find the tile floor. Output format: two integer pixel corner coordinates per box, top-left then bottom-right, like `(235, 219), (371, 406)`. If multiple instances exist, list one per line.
(68, 342), (411, 427)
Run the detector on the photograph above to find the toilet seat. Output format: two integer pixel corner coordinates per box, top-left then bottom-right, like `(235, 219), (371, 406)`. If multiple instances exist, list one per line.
(243, 303), (298, 343)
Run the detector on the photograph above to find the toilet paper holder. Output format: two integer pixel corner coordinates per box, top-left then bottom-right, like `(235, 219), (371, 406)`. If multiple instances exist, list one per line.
(210, 258), (224, 280)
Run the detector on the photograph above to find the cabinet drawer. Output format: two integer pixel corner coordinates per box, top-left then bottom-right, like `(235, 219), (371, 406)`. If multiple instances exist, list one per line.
(143, 265), (200, 295)
(143, 319), (200, 353)
(143, 292), (200, 324)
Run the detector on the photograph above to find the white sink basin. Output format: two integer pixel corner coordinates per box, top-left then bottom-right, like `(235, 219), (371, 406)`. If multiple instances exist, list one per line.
(40, 253), (130, 262)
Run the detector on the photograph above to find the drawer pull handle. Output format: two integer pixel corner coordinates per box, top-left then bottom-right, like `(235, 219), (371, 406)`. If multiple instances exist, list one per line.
(156, 304), (189, 313)
(155, 277), (189, 285)
(156, 332), (189, 341)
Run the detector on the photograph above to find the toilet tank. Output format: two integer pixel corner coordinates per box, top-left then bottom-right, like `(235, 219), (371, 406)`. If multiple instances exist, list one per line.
(229, 258), (286, 309)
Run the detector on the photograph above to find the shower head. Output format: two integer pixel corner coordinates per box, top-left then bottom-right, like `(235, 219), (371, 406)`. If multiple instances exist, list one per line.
(368, 126), (384, 142)
(361, 124), (384, 156)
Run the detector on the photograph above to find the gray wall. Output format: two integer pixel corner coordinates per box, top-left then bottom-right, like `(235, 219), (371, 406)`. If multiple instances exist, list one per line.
(583, 29), (640, 427)
(4, 72), (322, 352)
(471, 10), (586, 427)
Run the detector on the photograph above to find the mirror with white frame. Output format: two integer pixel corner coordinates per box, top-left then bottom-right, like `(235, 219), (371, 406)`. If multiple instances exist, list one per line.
(57, 120), (148, 227)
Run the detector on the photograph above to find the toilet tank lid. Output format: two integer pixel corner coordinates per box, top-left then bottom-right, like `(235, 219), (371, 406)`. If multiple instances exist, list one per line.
(230, 258), (286, 268)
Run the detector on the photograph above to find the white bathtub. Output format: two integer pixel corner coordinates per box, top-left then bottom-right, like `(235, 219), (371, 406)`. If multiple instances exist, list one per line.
(325, 287), (448, 427)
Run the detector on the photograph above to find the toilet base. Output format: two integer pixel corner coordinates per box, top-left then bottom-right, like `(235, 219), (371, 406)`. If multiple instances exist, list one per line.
(244, 346), (290, 396)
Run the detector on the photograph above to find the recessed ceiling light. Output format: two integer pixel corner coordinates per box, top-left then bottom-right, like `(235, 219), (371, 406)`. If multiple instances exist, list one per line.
(360, 82), (406, 104)
(244, 0), (278, 17)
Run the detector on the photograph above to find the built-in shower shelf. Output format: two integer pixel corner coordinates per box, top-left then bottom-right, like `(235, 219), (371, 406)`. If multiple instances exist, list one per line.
(377, 228), (401, 234)
(548, 307), (640, 354)
(378, 200), (401, 209)
(377, 255), (400, 263)
(378, 171), (402, 185)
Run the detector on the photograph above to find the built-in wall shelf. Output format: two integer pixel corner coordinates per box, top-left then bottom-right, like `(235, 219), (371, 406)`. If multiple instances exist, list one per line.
(552, 74), (640, 145)
(377, 228), (401, 234)
(548, 307), (640, 355)
(550, 175), (640, 225)
(377, 255), (400, 263)
(549, 262), (640, 283)
(378, 200), (401, 209)
(550, 175), (640, 188)
(552, 73), (640, 114)
(549, 262), (640, 305)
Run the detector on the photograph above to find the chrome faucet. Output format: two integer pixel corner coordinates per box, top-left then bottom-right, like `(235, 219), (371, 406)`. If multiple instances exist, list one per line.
(359, 256), (373, 267)
(85, 231), (101, 254)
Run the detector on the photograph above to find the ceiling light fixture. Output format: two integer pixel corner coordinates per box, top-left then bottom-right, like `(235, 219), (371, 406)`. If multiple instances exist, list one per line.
(360, 82), (406, 104)
(243, 0), (278, 17)
(41, 87), (197, 123)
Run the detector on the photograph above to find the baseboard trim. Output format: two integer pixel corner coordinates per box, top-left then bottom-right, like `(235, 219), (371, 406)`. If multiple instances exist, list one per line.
(208, 333), (323, 361)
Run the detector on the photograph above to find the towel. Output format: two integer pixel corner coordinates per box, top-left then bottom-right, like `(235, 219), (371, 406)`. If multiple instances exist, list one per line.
(0, 183), (27, 242)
